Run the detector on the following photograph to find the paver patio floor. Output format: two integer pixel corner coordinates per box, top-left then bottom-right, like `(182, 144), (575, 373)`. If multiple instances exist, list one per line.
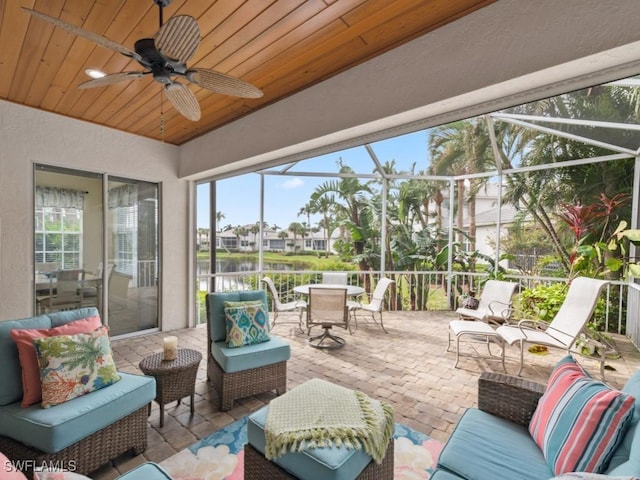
(93, 310), (640, 479)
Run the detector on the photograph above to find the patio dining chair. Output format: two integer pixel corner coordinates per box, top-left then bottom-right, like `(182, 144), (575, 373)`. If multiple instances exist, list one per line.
(261, 276), (306, 330)
(36, 269), (84, 313)
(321, 272), (348, 285)
(306, 287), (349, 349)
(109, 269), (133, 312)
(496, 276), (610, 376)
(347, 277), (394, 333)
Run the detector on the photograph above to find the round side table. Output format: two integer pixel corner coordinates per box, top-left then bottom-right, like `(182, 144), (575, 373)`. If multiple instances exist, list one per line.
(139, 348), (202, 427)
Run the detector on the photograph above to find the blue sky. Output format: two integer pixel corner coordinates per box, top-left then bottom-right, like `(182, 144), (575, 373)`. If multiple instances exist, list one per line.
(197, 129), (431, 229)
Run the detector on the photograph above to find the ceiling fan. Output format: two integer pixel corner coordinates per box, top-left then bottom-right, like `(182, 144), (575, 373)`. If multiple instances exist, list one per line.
(22, 0), (263, 122)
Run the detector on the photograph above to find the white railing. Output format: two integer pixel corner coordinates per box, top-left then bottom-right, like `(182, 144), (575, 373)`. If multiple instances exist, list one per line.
(627, 283), (640, 349)
(195, 270), (634, 338)
(137, 260), (157, 288)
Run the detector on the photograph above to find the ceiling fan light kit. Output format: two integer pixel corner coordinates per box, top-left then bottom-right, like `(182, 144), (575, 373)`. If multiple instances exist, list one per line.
(22, 1), (263, 123)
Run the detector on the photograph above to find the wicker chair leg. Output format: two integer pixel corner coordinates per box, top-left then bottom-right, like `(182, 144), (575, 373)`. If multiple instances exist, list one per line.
(208, 357), (288, 411)
(220, 385), (235, 412)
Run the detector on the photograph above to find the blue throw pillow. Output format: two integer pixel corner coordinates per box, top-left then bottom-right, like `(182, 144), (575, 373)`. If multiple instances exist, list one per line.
(223, 300), (270, 348)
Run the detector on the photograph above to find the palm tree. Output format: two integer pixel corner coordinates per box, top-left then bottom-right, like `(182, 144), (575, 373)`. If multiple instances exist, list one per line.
(310, 160), (375, 290)
(496, 88), (636, 274)
(288, 222), (305, 252)
(277, 230), (288, 252)
(233, 226), (247, 251)
(428, 120), (492, 260)
(215, 211), (225, 232)
(249, 223), (260, 251)
(298, 203), (313, 242)
(310, 195), (335, 257)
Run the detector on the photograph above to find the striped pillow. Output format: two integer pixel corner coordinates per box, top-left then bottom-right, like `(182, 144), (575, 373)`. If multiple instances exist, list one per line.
(529, 356), (636, 475)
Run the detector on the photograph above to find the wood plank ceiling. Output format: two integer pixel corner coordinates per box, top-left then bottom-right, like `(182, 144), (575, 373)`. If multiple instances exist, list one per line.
(0, 0), (495, 145)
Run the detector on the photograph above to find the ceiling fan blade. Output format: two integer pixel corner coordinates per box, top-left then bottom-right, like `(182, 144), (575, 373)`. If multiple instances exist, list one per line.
(78, 72), (147, 89)
(186, 68), (263, 98)
(164, 82), (201, 121)
(155, 15), (200, 64)
(22, 7), (141, 62)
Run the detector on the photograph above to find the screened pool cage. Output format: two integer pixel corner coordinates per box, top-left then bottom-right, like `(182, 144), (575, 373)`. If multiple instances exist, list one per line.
(196, 78), (640, 347)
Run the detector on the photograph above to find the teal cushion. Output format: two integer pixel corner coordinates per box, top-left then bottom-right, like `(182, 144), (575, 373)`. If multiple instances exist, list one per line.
(211, 336), (290, 373)
(247, 405), (373, 480)
(607, 370), (640, 475)
(206, 291), (268, 342)
(0, 314), (51, 405)
(0, 372), (155, 453)
(437, 408), (553, 480)
(115, 462), (173, 480)
(48, 307), (100, 327)
(431, 470), (465, 480)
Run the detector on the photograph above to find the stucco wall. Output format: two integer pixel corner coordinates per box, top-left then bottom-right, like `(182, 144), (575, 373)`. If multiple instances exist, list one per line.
(0, 101), (187, 331)
(179, 0), (640, 179)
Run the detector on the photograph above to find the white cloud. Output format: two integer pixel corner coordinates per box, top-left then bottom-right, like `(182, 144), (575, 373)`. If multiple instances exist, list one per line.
(281, 178), (304, 189)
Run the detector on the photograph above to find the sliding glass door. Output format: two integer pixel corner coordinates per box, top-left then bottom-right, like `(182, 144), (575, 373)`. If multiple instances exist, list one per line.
(34, 165), (160, 335)
(107, 177), (159, 335)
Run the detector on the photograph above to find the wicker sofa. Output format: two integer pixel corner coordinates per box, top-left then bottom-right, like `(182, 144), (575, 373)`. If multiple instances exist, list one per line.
(432, 368), (640, 480)
(0, 307), (156, 476)
(205, 290), (290, 411)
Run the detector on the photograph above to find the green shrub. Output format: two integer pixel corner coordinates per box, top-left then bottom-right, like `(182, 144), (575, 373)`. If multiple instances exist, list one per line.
(520, 283), (568, 322)
(519, 282), (607, 327)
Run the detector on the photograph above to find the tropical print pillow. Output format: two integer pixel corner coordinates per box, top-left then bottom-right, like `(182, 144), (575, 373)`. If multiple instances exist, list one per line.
(33, 325), (121, 408)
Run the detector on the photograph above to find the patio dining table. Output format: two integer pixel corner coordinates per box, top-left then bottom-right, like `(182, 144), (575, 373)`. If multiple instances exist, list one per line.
(35, 272), (103, 313)
(35, 272), (102, 292)
(293, 284), (365, 297)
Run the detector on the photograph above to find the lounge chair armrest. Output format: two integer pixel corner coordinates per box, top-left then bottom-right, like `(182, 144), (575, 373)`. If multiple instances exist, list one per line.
(487, 300), (513, 319)
(478, 372), (546, 426)
(517, 317), (548, 328)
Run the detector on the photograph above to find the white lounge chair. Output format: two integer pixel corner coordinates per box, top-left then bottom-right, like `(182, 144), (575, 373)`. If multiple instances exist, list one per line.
(497, 277), (610, 375)
(456, 280), (519, 324)
(447, 280), (519, 370)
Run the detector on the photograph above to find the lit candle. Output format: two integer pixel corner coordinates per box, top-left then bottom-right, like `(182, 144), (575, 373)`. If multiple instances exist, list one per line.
(163, 336), (178, 361)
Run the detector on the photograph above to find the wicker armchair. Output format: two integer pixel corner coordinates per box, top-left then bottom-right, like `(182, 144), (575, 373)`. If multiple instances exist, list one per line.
(205, 291), (290, 411)
(477, 371), (546, 426)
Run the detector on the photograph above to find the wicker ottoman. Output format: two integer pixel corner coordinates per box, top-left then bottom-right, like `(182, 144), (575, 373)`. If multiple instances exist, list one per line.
(244, 384), (394, 480)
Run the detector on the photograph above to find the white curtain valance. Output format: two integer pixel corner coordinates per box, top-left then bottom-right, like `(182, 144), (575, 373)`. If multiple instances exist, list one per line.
(35, 186), (85, 209)
(108, 184), (138, 208)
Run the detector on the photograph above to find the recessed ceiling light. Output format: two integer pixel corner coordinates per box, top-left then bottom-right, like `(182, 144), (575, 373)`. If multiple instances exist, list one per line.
(85, 69), (106, 79)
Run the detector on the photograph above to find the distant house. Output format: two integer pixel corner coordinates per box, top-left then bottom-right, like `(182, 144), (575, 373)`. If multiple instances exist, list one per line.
(213, 226), (340, 253)
(436, 182), (529, 261)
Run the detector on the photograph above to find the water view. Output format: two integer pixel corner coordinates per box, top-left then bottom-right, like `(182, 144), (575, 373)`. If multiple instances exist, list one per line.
(197, 258), (308, 291)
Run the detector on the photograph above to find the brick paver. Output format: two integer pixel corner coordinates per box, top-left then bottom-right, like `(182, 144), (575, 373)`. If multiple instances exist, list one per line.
(91, 310), (640, 479)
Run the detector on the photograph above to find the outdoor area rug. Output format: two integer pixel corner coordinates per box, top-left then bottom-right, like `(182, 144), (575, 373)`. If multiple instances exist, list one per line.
(160, 416), (443, 479)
